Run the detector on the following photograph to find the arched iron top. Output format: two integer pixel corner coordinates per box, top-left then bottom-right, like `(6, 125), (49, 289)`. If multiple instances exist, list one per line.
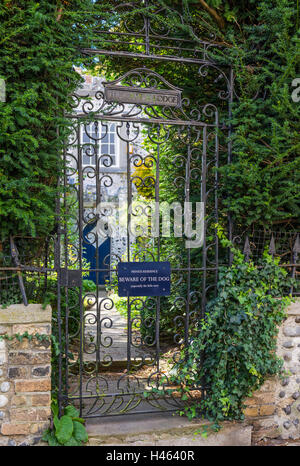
(70, 66), (221, 128)
(103, 68), (183, 92)
(81, 0), (224, 65)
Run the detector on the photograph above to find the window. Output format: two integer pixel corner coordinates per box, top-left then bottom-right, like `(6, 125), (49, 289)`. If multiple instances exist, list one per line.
(82, 122), (118, 167)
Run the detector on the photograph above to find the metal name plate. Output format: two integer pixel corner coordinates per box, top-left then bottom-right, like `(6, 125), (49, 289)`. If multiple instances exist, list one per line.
(118, 261), (171, 297)
(104, 85), (181, 108)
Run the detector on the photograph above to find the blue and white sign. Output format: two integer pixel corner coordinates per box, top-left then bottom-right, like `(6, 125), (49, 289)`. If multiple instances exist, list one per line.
(117, 262), (171, 297)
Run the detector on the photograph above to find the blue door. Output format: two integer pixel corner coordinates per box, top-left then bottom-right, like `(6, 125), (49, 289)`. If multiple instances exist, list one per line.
(82, 220), (111, 285)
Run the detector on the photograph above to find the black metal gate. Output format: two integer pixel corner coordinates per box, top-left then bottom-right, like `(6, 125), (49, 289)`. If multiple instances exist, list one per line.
(55, 1), (234, 418)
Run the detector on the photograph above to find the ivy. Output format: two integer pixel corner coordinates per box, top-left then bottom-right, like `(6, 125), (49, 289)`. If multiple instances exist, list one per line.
(149, 231), (295, 428)
(0, 331), (51, 344)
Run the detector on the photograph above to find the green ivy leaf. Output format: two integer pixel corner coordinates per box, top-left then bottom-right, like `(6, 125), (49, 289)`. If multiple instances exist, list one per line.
(48, 432), (61, 447)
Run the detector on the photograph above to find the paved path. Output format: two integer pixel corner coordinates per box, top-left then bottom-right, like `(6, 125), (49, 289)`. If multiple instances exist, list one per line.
(83, 289), (146, 368)
(86, 413), (253, 446)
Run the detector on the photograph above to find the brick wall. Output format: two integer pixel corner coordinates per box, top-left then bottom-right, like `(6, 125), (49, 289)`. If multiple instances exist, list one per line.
(0, 304), (52, 446)
(244, 299), (300, 444)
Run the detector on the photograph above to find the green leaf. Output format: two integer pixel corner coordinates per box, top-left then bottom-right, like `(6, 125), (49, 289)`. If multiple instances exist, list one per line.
(53, 415), (59, 430)
(55, 415), (74, 445)
(48, 432), (61, 447)
(51, 400), (59, 417)
(41, 428), (51, 442)
(64, 435), (82, 446)
(72, 417), (85, 424)
(73, 421), (88, 444)
(64, 405), (80, 418)
(42, 430), (60, 446)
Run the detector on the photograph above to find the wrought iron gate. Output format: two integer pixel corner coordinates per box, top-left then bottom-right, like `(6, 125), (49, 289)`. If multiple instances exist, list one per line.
(55, 1), (234, 418)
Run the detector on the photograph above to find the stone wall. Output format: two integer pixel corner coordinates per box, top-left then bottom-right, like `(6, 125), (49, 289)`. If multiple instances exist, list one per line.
(0, 304), (52, 446)
(244, 299), (300, 444)
(1, 301), (300, 446)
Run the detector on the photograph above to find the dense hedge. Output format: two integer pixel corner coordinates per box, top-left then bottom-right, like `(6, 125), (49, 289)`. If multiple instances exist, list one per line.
(0, 0), (101, 240)
(219, 0), (300, 229)
(99, 0), (300, 231)
(1, 1), (298, 240)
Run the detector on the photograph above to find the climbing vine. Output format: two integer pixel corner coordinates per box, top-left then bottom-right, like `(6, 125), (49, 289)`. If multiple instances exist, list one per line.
(152, 230), (295, 427)
(0, 331), (51, 344)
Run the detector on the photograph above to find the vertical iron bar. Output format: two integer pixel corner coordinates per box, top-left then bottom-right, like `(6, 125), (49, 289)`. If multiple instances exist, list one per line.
(155, 125), (161, 378)
(214, 111), (219, 295)
(290, 235), (300, 295)
(63, 131), (69, 408)
(55, 123), (63, 417)
(145, 0), (150, 55)
(43, 238), (49, 295)
(77, 120), (84, 417)
(200, 125), (207, 403)
(9, 237), (28, 306)
(228, 67), (234, 265)
(184, 127), (191, 350)
(95, 121), (101, 372)
(126, 122), (132, 373)
(201, 126), (207, 319)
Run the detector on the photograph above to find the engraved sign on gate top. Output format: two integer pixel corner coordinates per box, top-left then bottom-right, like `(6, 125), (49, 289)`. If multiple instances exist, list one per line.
(104, 84), (182, 108)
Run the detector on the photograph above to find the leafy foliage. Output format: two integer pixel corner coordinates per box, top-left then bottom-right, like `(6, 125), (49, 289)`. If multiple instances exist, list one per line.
(164, 233), (294, 425)
(42, 399), (88, 446)
(218, 0), (300, 229)
(1, 0), (298, 236)
(1, 0), (298, 429)
(100, 0), (299, 230)
(0, 0), (106, 240)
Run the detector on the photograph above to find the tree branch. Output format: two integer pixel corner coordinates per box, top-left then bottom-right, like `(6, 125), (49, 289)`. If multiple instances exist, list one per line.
(194, 0), (225, 30)
(56, 7), (63, 22)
